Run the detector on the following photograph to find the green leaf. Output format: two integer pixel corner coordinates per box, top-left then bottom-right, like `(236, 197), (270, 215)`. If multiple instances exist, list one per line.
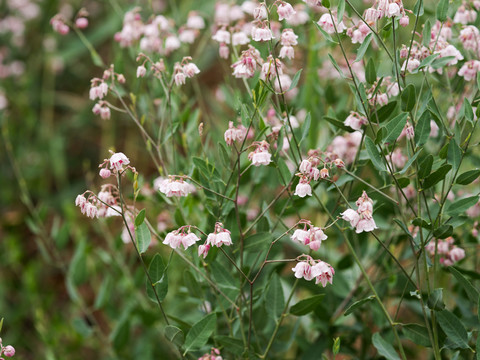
(135, 209), (146, 226)
(288, 69), (302, 92)
(323, 115), (355, 132)
(412, 217), (431, 229)
(372, 332), (401, 360)
(402, 324), (432, 347)
(423, 164), (452, 189)
(427, 288), (445, 311)
(165, 326), (185, 347)
(413, 0), (424, 16)
(300, 112), (311, 143)
(446, 196), (480, 216)
(337, 0), (345, 23)
(449, 267), (479, 304)
(447, 139), (462, 172)
(211, 261), (238, 291)
(431, 56), (456, 69)
(365, 136), (386, 171)
(366, 58), (377, 85)
(415, 110), (431, 147)
(437, 310), (470, 349)
(376, 101), (398, 123)
(418, 155), (433, 179)
(323, 0), (330, 8)
(333, 337), (341, 356)
(355, 33), (373, 62)
(401, 84), (416, 112)
(394, 218), (414, 238)
(327, 53), (344, 78)
(290, 294), (325, 316)
(416, 54), (440, 72)
(215, 336), (244, 355)
(456, 169), (480, 185)
(314, 22), (338, 44)
(184, 313), (217, 353)
(146, 254), (168, 302)
(422, 20), (431, 47)
(265, 273), (285, 319)
(383, 113), (408, 144)
(218, 141), (230, 167)
(436, 0), (449, 21)
(277, 157), (292, 186)
(344, 295), (375, 316)
(244, 232), (272, 251)
(135, 222), (151, 254)
(398, 151), (421, 175)
(477, 335), (480, 360)
(463, 98), (474, 123)
(68, 239), (88, 286)
(433, 225), (453, 239)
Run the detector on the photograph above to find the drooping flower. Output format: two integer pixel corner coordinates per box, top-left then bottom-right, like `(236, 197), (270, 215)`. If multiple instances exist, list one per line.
(163, 227), (201, 250)
(248, 141), (272, 166)
(205, 222), (233, 247)
(157, 176), (195, 197)
(341, 191), (377, 233)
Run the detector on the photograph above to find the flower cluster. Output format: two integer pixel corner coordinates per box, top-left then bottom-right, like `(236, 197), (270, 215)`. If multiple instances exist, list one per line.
(89, 65), (126, 120)
(224, 121), (248, 146)
(291, 220), (328, 251)
(0, 337), (15, 358)
(248, 141), (272, 166)
(341, 191), (378, 233)
(198, 347), (223, 360)
(198, 222), (233, 258)
(75, 185), (122, 219)
(173, 56), (201, 86)
(98, 151), (132, 177)
(344, 111), (368, 131)
(156, 176), (195, 197)
(163, 226), (201, 250)
(294, 152), (344, 198)
(292, 255), (335, 287)
(327, 131), (362, 164)
(425, 237), (466, 266)
(114, 7), (204, 53)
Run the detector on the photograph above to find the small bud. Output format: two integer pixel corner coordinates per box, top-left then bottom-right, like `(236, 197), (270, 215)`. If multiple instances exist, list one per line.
(198, 122), (204, 136)
(75, 17), (89, 29)
(99, 168), (111, 178)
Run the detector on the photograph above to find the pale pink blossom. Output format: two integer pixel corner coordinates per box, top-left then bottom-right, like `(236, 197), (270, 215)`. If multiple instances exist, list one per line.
(459, 26), (480, 52)
(253, 5), (268, 20)
(341, 209), (360, 227)
(136, 65), (146, 78)
(248, 141), (272, 166)
(430, 120), (439, 137)
(387, 3), (401, 18)
(458, 60), (480, 81)
(183, 62), (200, 78)
(158, 177), (194, 197)
(292, 261), (314, 280)
(99, 168), (111, 178)
(355, 217), (378, 233)
(198, 244), (210, 258)
(294, 180), (312, 197)
(399, 16), (409, 27)
(76, 17), (88, 29)
(252, 26), (274, 42)
(286, 5), (310, 26)
(206, 223), (233, 247)
(453, 5), (477, 24)
(312, 261), (335, 287)
(277, 2), (296, 21)
(317, 13), (346, 35)
(109, 152), (130, 171)
(212, 29), (231, 44)
(279, 46), (295, 59)
(281, 29), (298, 46)
(3, 345), (15, 357)
(232, 31), (250, 46)
(291, 229), (309, 244)
(163, 229), (201, 250)
(402, 58), (420, 73)
(187, 13), (205, 29)
(344, 111), (367, 130)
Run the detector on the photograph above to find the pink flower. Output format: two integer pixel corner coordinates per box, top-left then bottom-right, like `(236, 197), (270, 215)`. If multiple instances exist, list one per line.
(312, 261), (335, 287)
(212, 29), (231, 44)
(277, 2), (296, 21)
(355, 217), (377, 233)
(291, 229), (309, 244)
(110, 152), (130, 171)
(449, 247), (465, 262)
(386, 3), (401, 18)
(75, 194), (87, 207)
(158, 178), (194, 197)
(458, 60), (480, 81)
(174, 72), (186, 86)
(292, 261), (314, 280)
(341, 208), (360, 227)
(198, 244), (210, 258)
(402, 58), (420, 73)
(399, 16), (409, 27)
(344, 111), (367, 130)
(76, 17), (89, 29)
(187, 13), (205, 29)
(163, 229), (201, 250)
(251, 150), (272, 166)
(136, 65), (146, 78)
(232, 31), (250, 46)
(453, 5), (477, 24)
(3, 345), (15, 357)
(99, 168), (111, 178)
(279, 46), (295, 59)
(281, 29), (298, 46)
(183, 63), (200, 78)
(317, 13), (346, 34)
(206, 223), (233, 247)
(294, 180), (312, 197)
(252, 27), (274, 42)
